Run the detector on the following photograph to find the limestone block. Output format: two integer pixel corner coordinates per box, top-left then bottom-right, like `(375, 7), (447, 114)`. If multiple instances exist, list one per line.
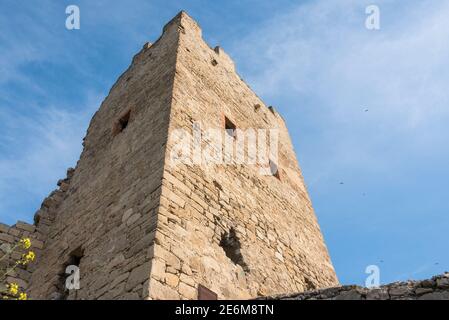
(150, 278), (180, 300)
(165, 273), (180, 288)
(0, 223), (9, 233)
(178, 282), (197, 300)
(126, 262), (151, 291)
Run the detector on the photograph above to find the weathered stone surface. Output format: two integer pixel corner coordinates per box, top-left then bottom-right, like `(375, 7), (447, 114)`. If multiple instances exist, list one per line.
(335, 289), (363, 300)
(418, 291), (449, 300)
(122, 208), (134, 223)
(436, 277), (449, 288)
(0, 233), (14, 243)
(0, 223), (9, 233)
(366, 288), (389, 300)
(149, 279), (180, 300)
(178, 282), (197, 300)
(126, 262), (151, 291)
(4, 11), (338, 300)
(261, 274), (449, 300)
(15, 221), (36, 233)
(389, 286), (412, 296)
(165, 273), (180, 288)
(415, 287), (433, 295)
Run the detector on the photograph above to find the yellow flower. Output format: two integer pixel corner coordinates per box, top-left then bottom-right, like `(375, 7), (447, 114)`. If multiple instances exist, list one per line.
(21, 251), (36, 265)
(25, 251), (35, 261)
(18, 292), (27, 300)
(8, 283), (19, 295)
(20, 238), (32, 249)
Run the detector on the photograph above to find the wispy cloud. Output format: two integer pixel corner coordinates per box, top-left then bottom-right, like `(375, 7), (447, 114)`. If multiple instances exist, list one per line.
(0, 93), (100, 224)
(230, 0), (449, 284)
(0, 0), (448, 285)
(233, 0), (449, 177)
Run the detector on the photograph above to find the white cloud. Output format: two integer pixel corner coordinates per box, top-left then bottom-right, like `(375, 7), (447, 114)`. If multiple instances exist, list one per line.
(232, 0), (449, 179)
(0, 92), (101, 223)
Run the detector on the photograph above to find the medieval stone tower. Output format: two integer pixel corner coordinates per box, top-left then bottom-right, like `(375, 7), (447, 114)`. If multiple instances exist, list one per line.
(0, 11), (338, 300)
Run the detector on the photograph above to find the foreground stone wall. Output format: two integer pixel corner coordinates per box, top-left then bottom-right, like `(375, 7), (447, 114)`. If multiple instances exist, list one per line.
(0, 221), (43, 297)
(0, 167), (74, 298)
(258, 273), (449, 300)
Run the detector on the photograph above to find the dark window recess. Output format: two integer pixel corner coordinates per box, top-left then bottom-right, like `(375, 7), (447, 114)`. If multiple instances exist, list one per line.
(118, 111), (131, 131)
(219, 228), (249, 272)
(113, 110), (131, 135)
(211, 59), (218, 66)
(269, 159), (280, 180)
(55, 247), (84, 300)
(224, 117), (236, 138)
(304, 277), (317, 291)
(213, 180), (223, 191)
(198, 284), (218, 300)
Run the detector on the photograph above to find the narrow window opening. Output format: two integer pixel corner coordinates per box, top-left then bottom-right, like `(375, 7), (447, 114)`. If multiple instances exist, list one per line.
(219, 228), (249, 272)
(69, 247), (84, 267)
(213, 180), (223, 191)
(224, 116), (236, 138)
(269, 159), (280, 180)
(118, 111), (130, 131)
(113, 110), (131, 135)
(211, 59), (218, 66)
(55, 247), (84, 300)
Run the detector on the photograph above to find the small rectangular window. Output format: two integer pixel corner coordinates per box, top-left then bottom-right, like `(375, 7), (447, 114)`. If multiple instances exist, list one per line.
(224, 116), (236, 138)
(56, 247), (84, 300)
(113, 109), (131, 135)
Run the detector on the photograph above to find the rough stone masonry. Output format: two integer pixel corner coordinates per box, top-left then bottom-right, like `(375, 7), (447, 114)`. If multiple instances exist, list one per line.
(1, 10), (446, 301)
(259, 273), (449, 300)
(0, 11), (339, 300)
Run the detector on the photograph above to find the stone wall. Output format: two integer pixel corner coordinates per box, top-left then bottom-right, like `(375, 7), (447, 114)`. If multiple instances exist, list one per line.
(258, 273), (449, 300)
(25, 12), (181, 300)
(147, 11), (338, 300)
(0, 167), (77, 298)
(0, 221), (43, 297)
(1, 11), (338, 300)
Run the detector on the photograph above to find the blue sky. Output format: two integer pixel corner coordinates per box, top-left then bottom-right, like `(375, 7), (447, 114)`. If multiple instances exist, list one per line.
(1, 0), (448, 286)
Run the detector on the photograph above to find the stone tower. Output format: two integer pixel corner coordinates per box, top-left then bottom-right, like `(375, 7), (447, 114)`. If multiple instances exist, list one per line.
(2, 11), (338, 300)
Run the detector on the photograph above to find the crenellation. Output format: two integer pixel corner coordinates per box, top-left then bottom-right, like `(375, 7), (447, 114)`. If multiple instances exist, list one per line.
(1, 11), (342, 300)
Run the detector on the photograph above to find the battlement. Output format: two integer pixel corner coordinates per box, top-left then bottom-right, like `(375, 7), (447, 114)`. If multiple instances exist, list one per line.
(1, 11), (337, 300)
(163, 11), (202, 38)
